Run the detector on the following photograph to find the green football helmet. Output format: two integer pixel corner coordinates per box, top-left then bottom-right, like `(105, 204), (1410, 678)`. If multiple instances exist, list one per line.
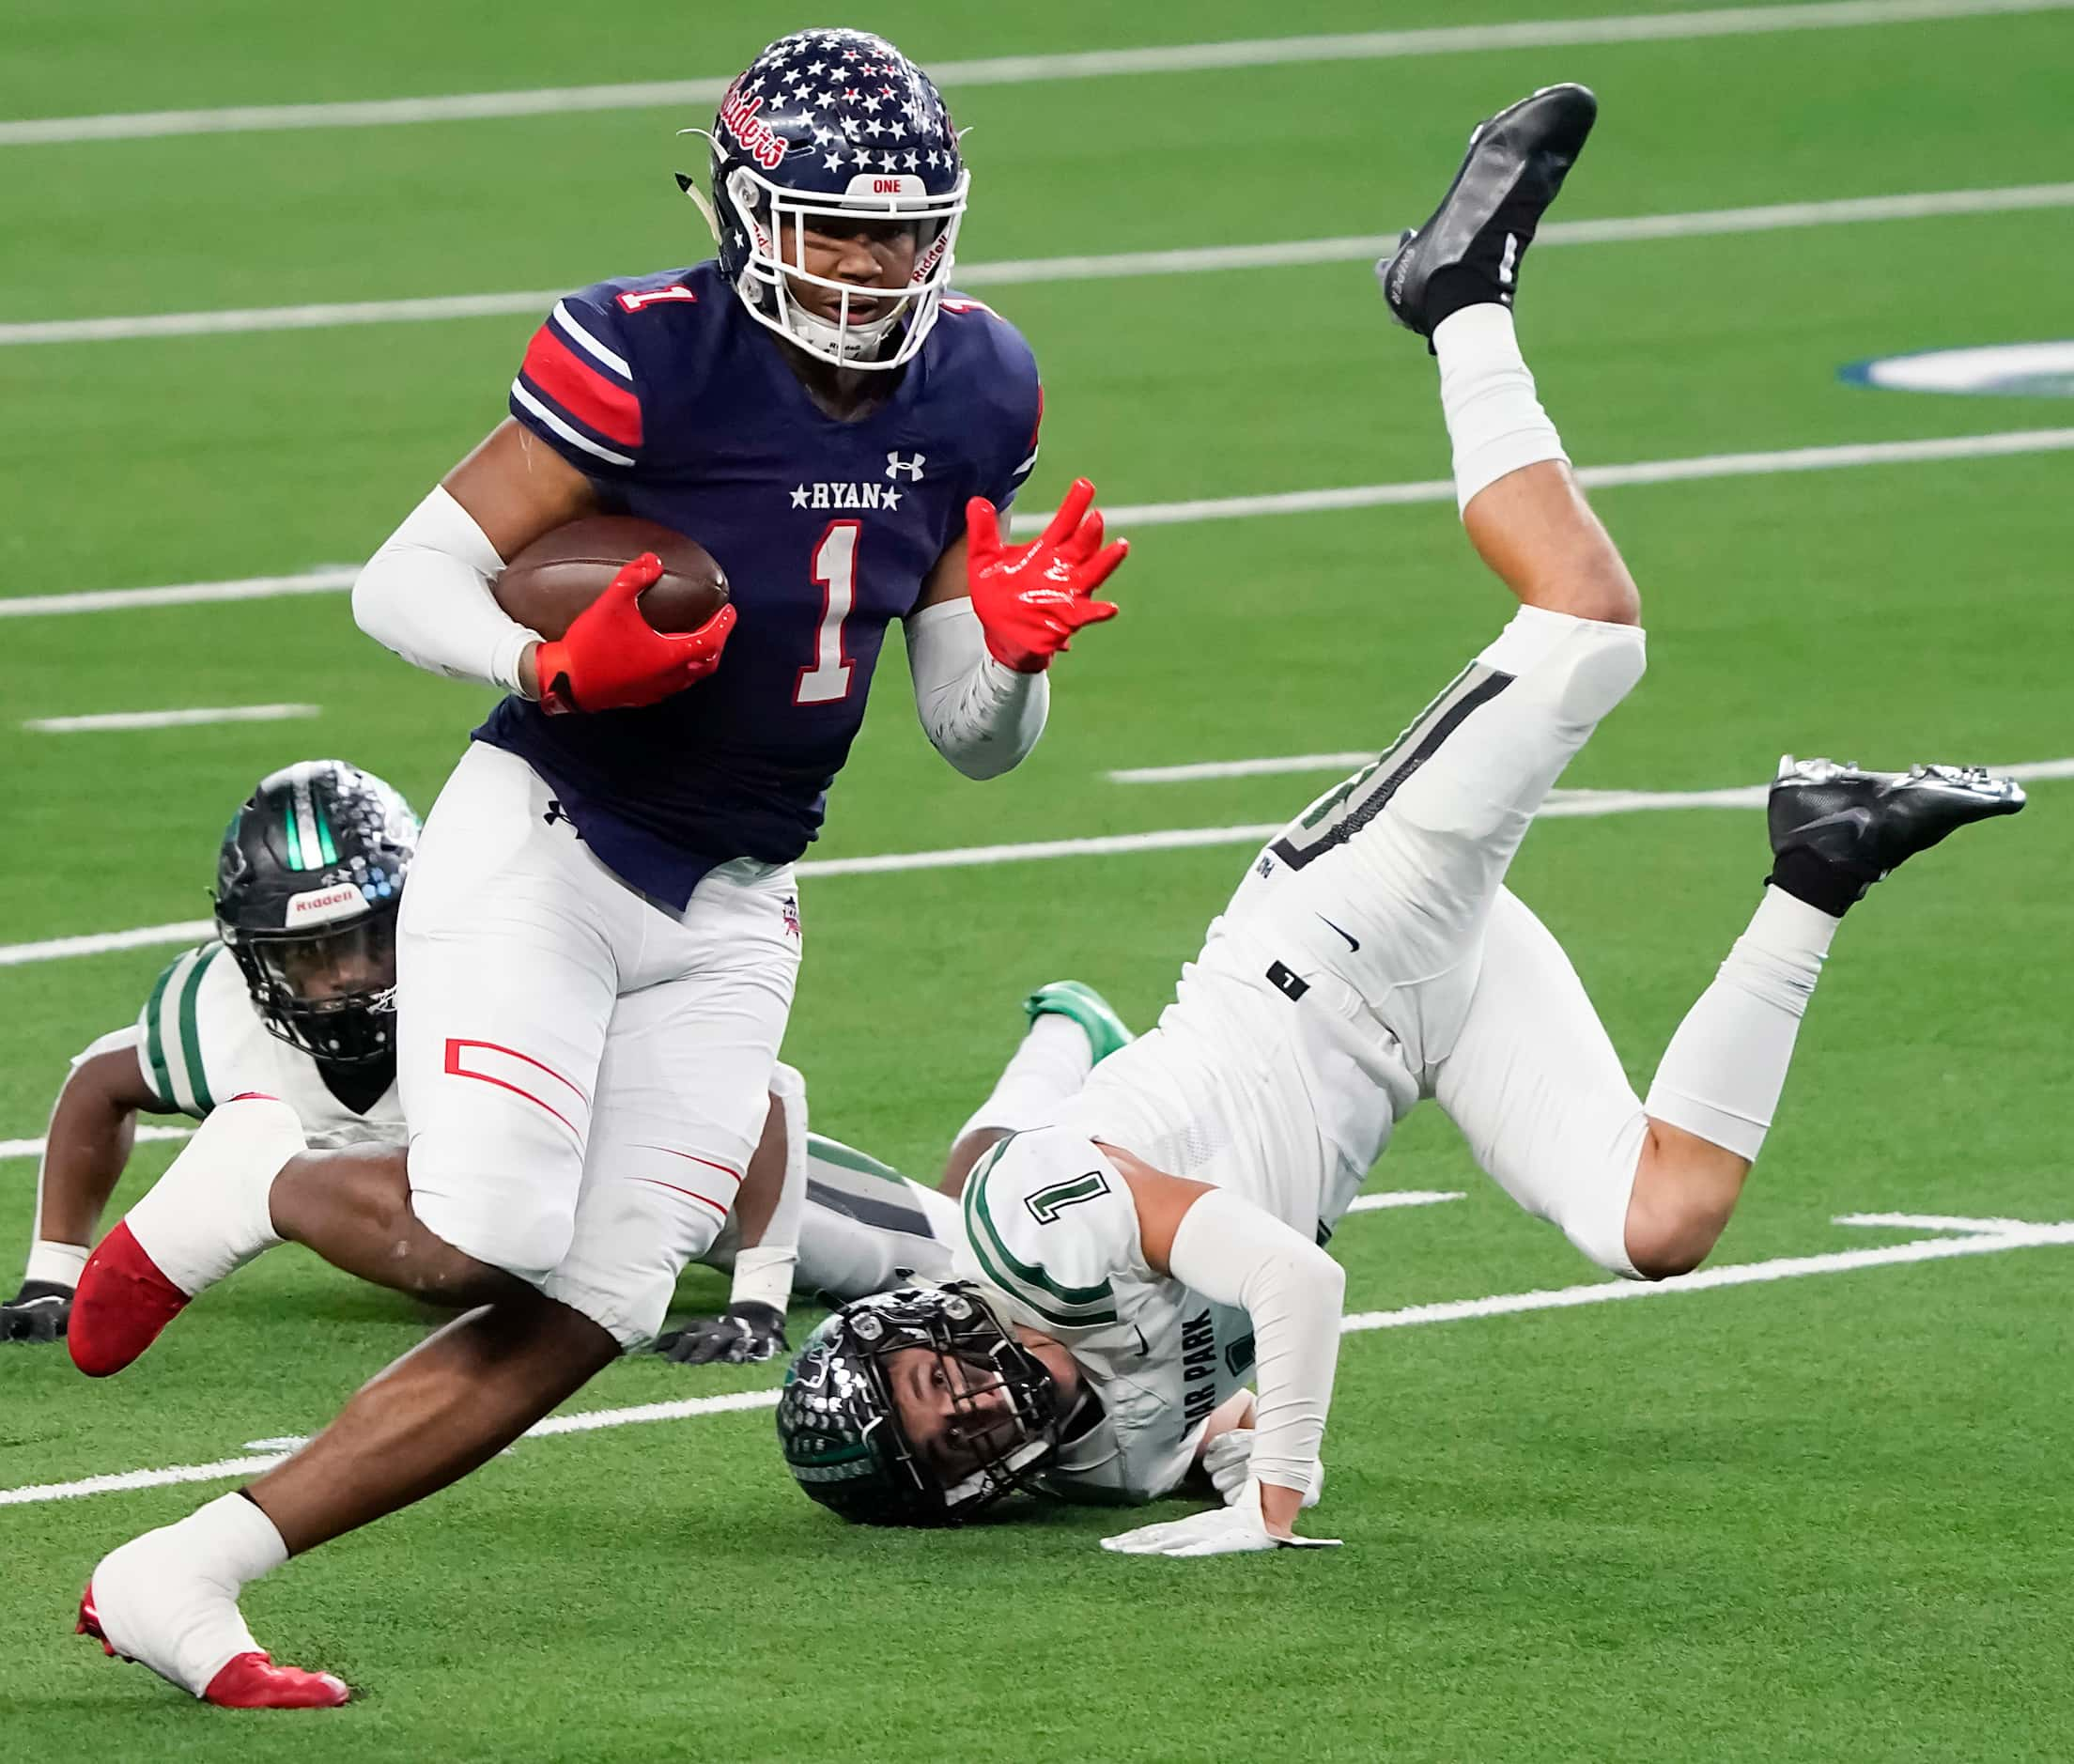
(214, 759), (417, 1070)
(776, 1282), (1060, 1526)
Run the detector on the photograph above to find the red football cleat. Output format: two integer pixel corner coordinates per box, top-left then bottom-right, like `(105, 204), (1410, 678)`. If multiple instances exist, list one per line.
(77, 1582), (116, 1655)
(68, 1222), (191, 1378)
(78, 1583), (350, 1708)
(201, 1651), (352, 1710)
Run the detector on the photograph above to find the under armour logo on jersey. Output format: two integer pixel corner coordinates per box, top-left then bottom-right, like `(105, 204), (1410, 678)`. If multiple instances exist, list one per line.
(543, 798), (576, 832)
(885, 451), (926, 481)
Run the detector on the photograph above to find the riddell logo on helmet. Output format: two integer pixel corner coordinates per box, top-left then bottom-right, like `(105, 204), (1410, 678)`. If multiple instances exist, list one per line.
(720, 89), (789, 172)
(285, 884), (365, 927)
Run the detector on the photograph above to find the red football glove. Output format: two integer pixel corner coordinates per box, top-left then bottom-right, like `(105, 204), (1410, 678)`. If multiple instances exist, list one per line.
(533, 552), (736, 715)
(966, 478), (1128, 673)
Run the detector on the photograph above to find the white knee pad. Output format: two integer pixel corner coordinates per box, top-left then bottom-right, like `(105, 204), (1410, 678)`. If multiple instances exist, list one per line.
(1551, 1108), (1649, 1281)
(411, 1175), (578, 1285)
(1481, 605), (1647, 726)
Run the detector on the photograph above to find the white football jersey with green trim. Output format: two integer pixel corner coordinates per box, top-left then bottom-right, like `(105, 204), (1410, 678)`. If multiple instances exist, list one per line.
(134, 941), (404, 1148)
(1044, 915), (1416, 1252)
(947, 1133), (1256, 1506)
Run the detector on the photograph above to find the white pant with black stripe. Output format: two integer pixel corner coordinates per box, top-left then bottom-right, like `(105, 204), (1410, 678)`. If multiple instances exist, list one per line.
(708, 1133), (960, 1301)
(1057, 606), (1652, 1274)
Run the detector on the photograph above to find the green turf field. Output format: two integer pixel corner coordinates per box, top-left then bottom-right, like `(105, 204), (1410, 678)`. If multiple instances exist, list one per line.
(5, 2), (2072, 1757)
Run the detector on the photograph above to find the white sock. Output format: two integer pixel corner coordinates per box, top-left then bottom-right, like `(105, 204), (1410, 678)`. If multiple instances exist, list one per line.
(26, 1237), (89, 1287)
(126, 1097), (300, 1294)
(1432, 303), (1570, 512)
(94, 1493), (288, 1694)
(1645, 886), (1841, 1162)
(956, 1013), (1095, 1141)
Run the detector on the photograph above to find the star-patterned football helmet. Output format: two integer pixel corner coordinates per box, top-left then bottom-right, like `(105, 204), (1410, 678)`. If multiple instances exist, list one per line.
(690, 28), (967, 371)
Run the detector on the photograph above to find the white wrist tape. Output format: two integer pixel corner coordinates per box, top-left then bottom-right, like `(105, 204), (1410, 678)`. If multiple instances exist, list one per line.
(728, 1245), (798, 1315)
(727, 1063), (806, 1315)
(905, 598), (1047, 780)
(1164, 1187), (1344, 1497)
(352, 486), (538, 694)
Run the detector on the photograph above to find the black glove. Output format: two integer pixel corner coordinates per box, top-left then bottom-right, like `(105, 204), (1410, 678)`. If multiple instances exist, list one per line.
(655, 1302), (788, 1366)
(1, 1280), (74, 1344)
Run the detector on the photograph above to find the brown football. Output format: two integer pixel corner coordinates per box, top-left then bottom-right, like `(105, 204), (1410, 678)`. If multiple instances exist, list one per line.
(493, 516), (729, 641)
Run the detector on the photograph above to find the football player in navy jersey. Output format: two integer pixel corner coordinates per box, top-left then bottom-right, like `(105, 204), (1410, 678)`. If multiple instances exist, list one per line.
(67, 28), (1126, 1709)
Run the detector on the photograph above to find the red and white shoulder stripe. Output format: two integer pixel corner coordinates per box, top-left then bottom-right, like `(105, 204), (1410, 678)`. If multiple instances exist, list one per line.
(510, 300), (643, 470)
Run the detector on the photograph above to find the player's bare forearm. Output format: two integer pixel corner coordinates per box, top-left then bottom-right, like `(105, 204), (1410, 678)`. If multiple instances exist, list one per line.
(35, 1044), (160, 1246)
(441, 419), (600, 561)
(440, 421), (604, 702)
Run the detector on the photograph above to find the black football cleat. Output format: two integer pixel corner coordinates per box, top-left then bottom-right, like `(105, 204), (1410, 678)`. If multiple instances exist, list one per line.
(1377, 83), (1598, 338)
(1768, 756), (2025, 910)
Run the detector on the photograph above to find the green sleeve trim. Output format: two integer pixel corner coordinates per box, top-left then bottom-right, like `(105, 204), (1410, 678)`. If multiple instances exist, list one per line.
(141, 953), (181, 1108)
(805, 1133), (909, 1186)
(176, 944), (222, 1115)
(962, 1163), (1118, 1329)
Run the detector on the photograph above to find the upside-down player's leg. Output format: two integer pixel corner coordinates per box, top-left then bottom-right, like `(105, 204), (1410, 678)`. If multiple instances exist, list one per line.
(788, 1136), (960, 1300)
(1436, 759), (2024, 1279)
(765, 983), (1131, 1306)
(1373, 88), (2027, 1274)
(1211, 89), (1648, 1094)
(939, 982), (1133, 1196)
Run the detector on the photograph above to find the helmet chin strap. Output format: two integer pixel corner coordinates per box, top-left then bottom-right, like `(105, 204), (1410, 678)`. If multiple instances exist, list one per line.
(782, 298), (905, 364)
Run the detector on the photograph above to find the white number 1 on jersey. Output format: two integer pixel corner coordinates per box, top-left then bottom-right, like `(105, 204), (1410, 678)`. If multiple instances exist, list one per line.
(795, 520), (859, 706)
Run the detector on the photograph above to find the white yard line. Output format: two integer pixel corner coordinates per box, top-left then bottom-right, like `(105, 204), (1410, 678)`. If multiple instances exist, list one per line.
(0, 295), (564, 348)
(1346, 1190), (1466, 1212)
(7, 183), (2069, 348)
(1336, 1216), (2074, 1333)
(6, 1213), (2066, 1509)
(1833, 1210), (2040, 1233)
(1098, 428), (2074, 530)
(9, 426), (2074, 623)
(0, 1125), (191, 1162)
(1117, 755), (2074, 793)
(1114, 752), (1393, 785)
(24, 704), (317, 734)
(0, 569), (356, 617)
(4, 2), (2061, 147)
(3, 758), (2067, 972)
(0, 921), (214, 968)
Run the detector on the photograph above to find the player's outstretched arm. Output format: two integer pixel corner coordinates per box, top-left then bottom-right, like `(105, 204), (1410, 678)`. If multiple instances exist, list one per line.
(4, 1038), (163, 1342)
(903, 479), (1128, 780)
(1099, 1152), (1345, 1556)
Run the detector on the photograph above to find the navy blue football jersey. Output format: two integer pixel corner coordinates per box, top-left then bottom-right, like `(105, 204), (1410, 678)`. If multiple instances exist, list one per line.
(479, 261), (1043, 907)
